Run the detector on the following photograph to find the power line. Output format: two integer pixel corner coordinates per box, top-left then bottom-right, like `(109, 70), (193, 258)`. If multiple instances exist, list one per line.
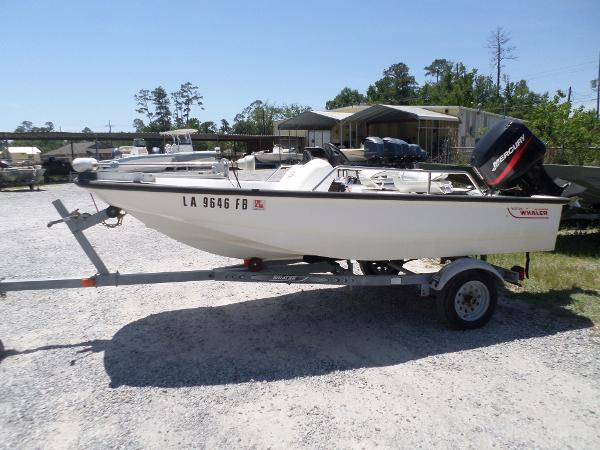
(520, 60), (595, 80)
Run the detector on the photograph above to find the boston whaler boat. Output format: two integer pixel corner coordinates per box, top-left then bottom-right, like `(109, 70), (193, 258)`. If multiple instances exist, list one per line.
(1, 121), (572, 329)
(75, 120), (568, 262)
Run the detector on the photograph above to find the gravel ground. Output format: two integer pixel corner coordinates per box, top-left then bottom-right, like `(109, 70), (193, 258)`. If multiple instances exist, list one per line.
(1, 182), (599, 449)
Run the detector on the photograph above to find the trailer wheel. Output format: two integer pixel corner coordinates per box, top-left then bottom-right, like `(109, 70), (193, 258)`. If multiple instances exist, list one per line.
(437, 270), (497, 329)
(359, 261), (400, 275)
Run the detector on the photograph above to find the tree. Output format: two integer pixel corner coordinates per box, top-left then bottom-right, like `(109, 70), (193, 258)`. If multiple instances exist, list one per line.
(424, 59), (454, 83)
(366, 63), (418, 104)
(526, 91), (600, 165)
(219, 119), (231, 134)
(15, 121), (34, 132)
(178, 82), (203, 124)
(171, 90), (184, 128)
(151, 86), (171, 131)
(501, 78), (543, 118)
(325, 87), (366, 110)
(232, 100), (310, 135)
(199, 121), (217, 134)
(134, 89), (154, 125)
(11, 121), (63, 152)
(487, 27), (517, 97)
(132, 119), (146, 132)
(81, 127), (93, 133)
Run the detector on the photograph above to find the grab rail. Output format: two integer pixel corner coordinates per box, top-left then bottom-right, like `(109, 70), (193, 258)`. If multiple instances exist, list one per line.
(311, 165), (485, 195)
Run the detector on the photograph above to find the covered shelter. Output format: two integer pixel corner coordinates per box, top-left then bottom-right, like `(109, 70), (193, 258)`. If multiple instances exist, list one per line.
(277, 104), (460, 160)
(340, 105), (459, 159)
(278, 110), (354, 147)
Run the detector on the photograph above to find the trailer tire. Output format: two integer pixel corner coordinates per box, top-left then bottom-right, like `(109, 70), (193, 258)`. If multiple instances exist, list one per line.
(437, 270), (497, 329)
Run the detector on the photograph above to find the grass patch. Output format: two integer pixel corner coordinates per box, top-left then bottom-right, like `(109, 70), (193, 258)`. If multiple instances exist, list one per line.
(488, 227), (600, 326)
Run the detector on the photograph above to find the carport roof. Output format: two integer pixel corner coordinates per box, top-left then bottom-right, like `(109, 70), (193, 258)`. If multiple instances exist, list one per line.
(349, 104), (459, 123)
(279, 110), (354, 130)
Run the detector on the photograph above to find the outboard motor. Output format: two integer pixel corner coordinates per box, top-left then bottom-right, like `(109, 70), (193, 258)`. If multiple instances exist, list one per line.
(363, 137), (385, 159)
(471, 120), (563, 197)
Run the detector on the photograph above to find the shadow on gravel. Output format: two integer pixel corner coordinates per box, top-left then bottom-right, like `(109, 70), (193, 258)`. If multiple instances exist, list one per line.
(1, 286), (592, 384)
(100, 286), (592, 388)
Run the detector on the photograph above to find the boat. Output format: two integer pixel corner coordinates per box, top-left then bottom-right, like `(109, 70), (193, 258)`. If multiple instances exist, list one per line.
(97, 129), (219, 173)
(340, 147), (366, 162)
(252, 145), (303, 166)
(544, 164), (600, 207)
(74, 120), (568, 262)
(339, 137), (429, 168)
(0, 159), (46, 190)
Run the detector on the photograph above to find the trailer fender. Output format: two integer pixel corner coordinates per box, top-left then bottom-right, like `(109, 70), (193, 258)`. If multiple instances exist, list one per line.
(431, 259), (503, 292)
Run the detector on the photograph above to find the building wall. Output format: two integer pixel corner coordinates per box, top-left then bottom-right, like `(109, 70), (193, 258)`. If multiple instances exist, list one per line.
(7, 148), (41, 163)
(422, 106), (515, 147)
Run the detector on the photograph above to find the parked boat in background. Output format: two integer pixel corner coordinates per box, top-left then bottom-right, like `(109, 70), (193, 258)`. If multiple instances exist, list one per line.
(252, 145), (303, 166)
(97, 129), (219, 173)
(0, 159), (46, 190)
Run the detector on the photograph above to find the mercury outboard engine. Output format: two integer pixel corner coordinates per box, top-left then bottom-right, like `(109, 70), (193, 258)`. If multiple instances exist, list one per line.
(471, 120), (563, 197)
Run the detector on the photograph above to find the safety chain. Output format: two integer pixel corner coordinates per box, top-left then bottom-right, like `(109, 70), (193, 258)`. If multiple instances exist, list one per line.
(90, 194), (125, 228)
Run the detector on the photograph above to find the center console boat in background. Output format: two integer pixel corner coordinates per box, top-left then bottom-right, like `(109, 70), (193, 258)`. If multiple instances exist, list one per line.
(96, 129), (220, 173)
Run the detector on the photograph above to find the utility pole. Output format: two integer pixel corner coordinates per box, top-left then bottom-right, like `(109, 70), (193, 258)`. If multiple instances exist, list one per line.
(597, 52), (600, 119)
(567, 86), (572, 103)
(105, 120), (113, 145)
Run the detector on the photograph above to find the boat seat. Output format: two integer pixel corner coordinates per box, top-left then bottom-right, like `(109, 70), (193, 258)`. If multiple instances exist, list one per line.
(276, 159), (334, 191)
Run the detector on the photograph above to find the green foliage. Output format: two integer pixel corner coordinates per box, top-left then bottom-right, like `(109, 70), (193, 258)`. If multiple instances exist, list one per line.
(198, 121), (217, 134)
(11, 120), (64, 153)
(151, 86), (171, 131)
(325, 87), (367, 110)
(489, 228), (600, 326)
(219, 119), (231, 134)
(232, 100), (311, 135)
(172, 82), (204, 127)
(424, 58), (454, 83)
(134, 82), (203, 132)
(366, 62), (418, 104)
(525, 92), (600, 165)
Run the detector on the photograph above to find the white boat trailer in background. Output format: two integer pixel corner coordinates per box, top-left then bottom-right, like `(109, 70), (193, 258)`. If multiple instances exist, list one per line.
(0, 200), (524, 329)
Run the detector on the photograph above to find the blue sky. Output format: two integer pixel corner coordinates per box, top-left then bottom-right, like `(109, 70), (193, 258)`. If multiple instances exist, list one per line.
(1, 0), (598, 131)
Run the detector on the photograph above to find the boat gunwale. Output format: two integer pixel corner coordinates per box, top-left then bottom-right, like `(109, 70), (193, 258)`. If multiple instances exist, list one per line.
(77, 179), (570, 204)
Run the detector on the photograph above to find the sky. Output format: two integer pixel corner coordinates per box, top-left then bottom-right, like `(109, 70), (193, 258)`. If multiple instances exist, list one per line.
(1, 0), (599, 132)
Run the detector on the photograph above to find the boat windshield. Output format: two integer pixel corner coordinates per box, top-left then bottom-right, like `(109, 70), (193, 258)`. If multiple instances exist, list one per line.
(176, 134), (192, 145)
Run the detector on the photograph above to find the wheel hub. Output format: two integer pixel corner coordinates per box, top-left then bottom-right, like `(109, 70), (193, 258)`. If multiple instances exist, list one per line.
(454, 280), (490, 321)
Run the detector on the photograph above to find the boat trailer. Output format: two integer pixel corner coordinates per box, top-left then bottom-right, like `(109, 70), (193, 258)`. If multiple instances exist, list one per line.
(0, 200), (523, 328)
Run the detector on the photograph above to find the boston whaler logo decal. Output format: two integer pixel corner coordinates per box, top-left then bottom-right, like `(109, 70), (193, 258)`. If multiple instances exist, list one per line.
(492, 134), (526, 172)
(507, 207), (549, 219)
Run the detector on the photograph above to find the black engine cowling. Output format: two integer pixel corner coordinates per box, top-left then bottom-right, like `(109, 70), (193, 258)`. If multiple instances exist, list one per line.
(471, 120), (563, 196)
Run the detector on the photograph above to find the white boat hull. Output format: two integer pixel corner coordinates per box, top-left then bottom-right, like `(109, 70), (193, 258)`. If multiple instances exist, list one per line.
(81, 181), (565, 261)
(254, 152), (303, 165)
(341, 148), (366, 162)
(100, 151), (218, 173)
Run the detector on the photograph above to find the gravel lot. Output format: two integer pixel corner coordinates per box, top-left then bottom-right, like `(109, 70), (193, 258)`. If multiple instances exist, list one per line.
(1, 182), (599, 449)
